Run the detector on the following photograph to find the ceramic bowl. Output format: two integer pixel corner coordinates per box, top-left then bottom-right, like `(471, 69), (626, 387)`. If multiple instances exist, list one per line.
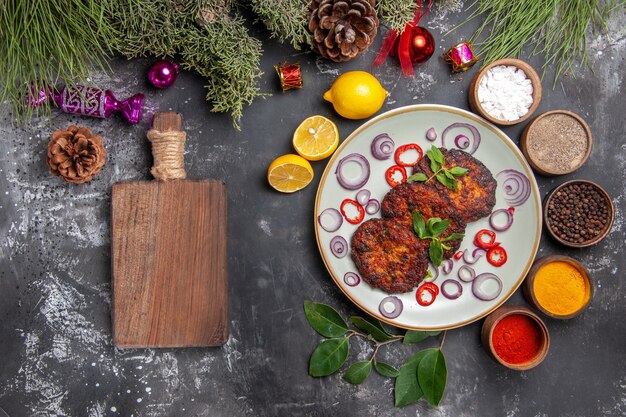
(544, 180), (615, 248)
(481, 305), (550, 371)
(468, 58), (542, 126)
(520, 110), (592, 176)
(523, 255), (593, 319)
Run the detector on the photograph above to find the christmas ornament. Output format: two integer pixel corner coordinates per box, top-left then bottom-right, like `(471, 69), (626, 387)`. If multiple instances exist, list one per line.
(274, 62), (303, 92)
(148, 59), (180, 89)
(30, 84), (144, 124)
(444, 42), (479, 72)
(373, 0), (433, 77)
(308, 0), (379, 62)
(47, 125), (106, 184)
(391, 26), (435, 65)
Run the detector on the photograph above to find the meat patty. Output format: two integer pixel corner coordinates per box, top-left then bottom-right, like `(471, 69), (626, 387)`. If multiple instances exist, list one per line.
(413, 148), (496, 223)
(381, 182), (467, 258)
(351, 218), (429, 294)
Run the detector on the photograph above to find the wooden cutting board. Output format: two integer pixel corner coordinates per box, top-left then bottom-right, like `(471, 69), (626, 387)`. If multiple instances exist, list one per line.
(111, 112), (228, 348)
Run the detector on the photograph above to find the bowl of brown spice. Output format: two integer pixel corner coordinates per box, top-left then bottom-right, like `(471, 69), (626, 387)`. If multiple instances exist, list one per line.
(520, 110), (592, 176)
(544, 180), (614, 247)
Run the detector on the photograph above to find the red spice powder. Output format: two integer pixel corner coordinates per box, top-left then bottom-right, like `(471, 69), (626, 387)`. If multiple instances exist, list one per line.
(492, 314), (543, 364)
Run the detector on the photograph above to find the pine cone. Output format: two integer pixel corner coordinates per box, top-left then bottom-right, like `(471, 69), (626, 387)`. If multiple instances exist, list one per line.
(47, 125), (106, 184)
(309, 0), (379, 62)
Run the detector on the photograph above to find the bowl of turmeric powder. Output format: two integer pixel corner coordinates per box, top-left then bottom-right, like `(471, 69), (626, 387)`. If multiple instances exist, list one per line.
(523, 255), (593, 319)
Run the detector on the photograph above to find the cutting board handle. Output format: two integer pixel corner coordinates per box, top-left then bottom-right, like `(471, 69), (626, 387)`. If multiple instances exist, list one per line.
(147, 112), (186, 181)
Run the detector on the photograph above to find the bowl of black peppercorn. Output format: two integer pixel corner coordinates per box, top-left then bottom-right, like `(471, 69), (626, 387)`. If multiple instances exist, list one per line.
(544, 180), (615, 248)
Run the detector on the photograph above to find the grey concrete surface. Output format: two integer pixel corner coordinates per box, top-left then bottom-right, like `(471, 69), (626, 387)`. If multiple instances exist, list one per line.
(1, 4), (624, 417)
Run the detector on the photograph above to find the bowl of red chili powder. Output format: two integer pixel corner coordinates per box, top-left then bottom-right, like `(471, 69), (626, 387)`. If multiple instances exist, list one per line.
(481, 305), (550, 370)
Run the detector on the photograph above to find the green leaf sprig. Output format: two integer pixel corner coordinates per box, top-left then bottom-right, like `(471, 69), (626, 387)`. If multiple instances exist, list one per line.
(304, 301), (448, 408)
(408, 146), (468, 190)
(412, 211), (465, 267)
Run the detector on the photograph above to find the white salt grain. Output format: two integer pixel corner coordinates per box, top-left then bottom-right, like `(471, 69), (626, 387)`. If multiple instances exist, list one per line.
(477, 65), (534, 121)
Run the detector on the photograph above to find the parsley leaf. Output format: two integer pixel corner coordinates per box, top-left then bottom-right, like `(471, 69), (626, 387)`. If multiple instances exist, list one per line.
(431, 219), (450, 237)
(412, 211), (426, 238)
(407, 173), (428, 183)
(448, 166), (468, 176)
(429, 240), (443, 267)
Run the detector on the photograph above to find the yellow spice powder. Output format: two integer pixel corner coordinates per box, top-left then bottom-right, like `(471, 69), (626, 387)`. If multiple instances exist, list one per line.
(533, 261), (590, 316)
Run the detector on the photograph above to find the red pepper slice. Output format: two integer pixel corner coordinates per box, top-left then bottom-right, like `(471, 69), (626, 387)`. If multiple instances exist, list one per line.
(416, 282), (439, 306)
(340, 199), (365, 224)
(487, 246), (507, 267)
(385, 165), (407, 187)
(474, 229), (500, 249)
(394, 143), (424, 167)
(454, 250), (464, 260)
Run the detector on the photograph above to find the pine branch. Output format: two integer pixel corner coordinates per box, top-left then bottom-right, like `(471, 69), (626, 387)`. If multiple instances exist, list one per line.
(376, 0), (416, 31)
(105, 0), (264, 129)
(0, 0), (116, 123)
(249, 0), (311, 49)
(182, 17), (265, 128)
(460, 0), (623, 84)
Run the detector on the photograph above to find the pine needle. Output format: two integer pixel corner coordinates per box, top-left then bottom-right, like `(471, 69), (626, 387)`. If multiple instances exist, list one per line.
(249, 0), (310, 49)
(0, 0), (116, 124)
(376, 0), (416, 31)
(104, 0), (265, 129)
(460, 0), (623, 85)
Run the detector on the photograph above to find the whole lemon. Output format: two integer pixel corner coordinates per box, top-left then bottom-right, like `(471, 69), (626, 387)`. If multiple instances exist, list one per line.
(323, 71), (388, 120)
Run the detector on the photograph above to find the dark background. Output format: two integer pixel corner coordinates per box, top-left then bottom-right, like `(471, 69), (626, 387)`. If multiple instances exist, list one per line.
(1, 4), (624, 416)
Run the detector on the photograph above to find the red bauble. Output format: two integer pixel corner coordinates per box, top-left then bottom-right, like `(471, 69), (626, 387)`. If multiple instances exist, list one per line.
(409, 26), (435, 64)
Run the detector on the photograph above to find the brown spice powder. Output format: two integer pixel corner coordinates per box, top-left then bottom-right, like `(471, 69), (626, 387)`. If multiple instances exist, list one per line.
(526, 113), (590, 174)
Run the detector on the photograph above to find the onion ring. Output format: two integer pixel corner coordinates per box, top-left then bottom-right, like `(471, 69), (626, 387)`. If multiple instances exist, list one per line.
(365, 198), (380, 215)
(426, 127), (437, 142)
(442, 259), (454, 275)
(318, 208), (343, 233)
(463, 248), (486, 265)
(379, 296), (403, 319)
(335, 153), (370, 190)
(355, 189), (371, 206)
(496, 169), (531, 207)
(457, 265), (476, 282)
(343, 272), (361, 287)
(489, 208), (514, 231)
(329, 235), (348, 258)
(442, 122), (481, 154)
(472, 273), (503, 301)
(454, 134), (470, 149)
(371, 133), (395, 160)
(441, 279), (463, 299)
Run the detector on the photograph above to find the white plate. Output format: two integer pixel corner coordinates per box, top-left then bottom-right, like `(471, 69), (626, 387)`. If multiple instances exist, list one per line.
(314, 105), (541, 330)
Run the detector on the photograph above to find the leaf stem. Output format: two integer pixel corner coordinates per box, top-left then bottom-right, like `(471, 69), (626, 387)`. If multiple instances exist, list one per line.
(348, 330), (368, 339)
(438, 331), (447, 350)
(425, 168), (442, 183)
(369, 336), (403, 362)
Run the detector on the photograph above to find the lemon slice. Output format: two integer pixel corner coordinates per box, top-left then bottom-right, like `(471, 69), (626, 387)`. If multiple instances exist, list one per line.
(292, 115), (339, 161)
(267, 154), (314, 193)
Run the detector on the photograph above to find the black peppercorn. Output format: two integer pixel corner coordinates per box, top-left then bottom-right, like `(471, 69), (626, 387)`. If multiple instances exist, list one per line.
(546, 182), (612, 245)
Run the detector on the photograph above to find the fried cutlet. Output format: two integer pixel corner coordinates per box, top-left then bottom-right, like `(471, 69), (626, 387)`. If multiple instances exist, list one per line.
(381, 182), (467, 258)
(412, 148), (496, 223)
(351, 218), (429, 294)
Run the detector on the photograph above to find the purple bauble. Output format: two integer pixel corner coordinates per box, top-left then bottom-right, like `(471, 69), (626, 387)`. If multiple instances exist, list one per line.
(148, 59), (180, 89)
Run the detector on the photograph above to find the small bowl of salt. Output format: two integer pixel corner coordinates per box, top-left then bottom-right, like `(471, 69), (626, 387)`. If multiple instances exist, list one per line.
(469, 58), (542, 126)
